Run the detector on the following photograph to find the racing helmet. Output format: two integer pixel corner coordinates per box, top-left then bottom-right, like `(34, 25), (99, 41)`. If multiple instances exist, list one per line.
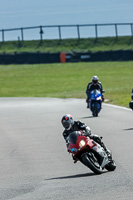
(61, 114), (74, 130)
(92, 75), (98, 84)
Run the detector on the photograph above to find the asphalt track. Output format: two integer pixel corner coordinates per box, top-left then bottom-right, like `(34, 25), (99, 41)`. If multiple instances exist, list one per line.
(0, 98), (133, 200)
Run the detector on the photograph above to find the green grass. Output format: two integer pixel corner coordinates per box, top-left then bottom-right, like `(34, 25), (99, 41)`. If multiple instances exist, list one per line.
(0, 36), (133, 53)
(0, 61), (133, 108)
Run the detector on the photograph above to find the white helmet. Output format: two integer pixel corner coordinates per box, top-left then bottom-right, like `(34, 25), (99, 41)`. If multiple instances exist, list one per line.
(92, 76), (98, 84)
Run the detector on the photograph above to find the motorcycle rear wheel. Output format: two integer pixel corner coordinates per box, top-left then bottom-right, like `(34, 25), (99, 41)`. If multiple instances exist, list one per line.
(82, 153), (103, 174)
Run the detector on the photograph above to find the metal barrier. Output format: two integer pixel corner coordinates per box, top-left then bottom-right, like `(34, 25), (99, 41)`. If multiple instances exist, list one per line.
(0, 23), (133, 42)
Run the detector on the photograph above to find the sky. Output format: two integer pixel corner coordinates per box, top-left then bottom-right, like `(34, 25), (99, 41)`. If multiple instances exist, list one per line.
(0, 0), (133, 40)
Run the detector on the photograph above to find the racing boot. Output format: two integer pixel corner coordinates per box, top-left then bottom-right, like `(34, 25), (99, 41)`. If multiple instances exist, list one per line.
(72, 155), (78, 163)
(101, 142), (112, 160)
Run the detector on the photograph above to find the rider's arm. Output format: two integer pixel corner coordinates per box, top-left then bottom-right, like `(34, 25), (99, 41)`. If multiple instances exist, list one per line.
(76, 121), (91, 137)
(63, 130), (69, 140)
(86, 82), (92, 94)
(98, 82), (103, 93)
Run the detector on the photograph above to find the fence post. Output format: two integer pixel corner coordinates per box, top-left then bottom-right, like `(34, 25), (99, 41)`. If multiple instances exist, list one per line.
(58, 26), (61, 40)
(95, 24), (98, 39)
(115, 24), (118, 38)
(40, 26), (44, 41)
(21, 28), (24, 41)
(77, 25), (80, 39)
(131, 24), (133, 37)
(2, 29), (4, 42)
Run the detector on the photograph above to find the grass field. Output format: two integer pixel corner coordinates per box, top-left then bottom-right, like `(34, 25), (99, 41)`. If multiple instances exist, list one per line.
(0, 36), (133, 53)
(0, 61), (133, 108)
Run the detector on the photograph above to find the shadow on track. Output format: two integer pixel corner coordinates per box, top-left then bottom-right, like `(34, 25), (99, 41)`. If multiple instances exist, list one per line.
(124, 128), (133, 131)
(80, 116), (94, 119)
(45, 171), (107, 181)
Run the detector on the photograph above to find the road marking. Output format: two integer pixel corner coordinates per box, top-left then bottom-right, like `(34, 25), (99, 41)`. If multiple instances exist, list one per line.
(103, 103), (132, 111)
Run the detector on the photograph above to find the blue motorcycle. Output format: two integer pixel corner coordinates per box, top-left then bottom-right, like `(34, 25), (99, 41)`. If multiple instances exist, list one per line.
(89, 89), (103, 117)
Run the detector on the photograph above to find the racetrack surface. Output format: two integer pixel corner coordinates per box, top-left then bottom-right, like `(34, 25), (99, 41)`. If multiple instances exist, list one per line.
(0, 98), (133, 200)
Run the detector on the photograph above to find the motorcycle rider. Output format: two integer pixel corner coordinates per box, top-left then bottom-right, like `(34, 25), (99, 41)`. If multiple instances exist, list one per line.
(61, 114), (111, 163)
(129, 88), (133, 110)
(86, 75), (104, 108)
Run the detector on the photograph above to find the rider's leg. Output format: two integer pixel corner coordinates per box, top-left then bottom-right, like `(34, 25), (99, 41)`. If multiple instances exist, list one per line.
(86, 92), (90, 108)
(90, 135), (112, 160)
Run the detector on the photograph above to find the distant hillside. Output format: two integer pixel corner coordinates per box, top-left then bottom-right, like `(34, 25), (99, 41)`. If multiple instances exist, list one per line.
(0, 36), (133, 54)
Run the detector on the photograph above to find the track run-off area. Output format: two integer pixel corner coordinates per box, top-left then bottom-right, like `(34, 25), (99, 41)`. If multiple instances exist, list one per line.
(0, 98), (133, 200)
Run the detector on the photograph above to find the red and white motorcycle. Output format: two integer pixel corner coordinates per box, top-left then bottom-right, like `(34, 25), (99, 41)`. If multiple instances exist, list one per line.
(66, 131), (116, 174)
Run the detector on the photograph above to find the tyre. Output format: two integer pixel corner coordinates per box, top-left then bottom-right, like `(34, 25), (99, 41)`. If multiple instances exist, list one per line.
(82, 153), (103, 174)
(105, 160), (116, 171)
(92, 103), (98, 117)
(93, 111), (98, 117)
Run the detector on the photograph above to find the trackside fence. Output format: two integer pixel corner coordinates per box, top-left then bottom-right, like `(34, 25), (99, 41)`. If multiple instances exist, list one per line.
(0, 50), (133, 64)
(0, 23), (133, 42)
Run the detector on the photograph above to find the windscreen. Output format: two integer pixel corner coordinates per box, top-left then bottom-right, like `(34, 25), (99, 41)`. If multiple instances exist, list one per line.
(93, 89), (100, 95)
(68, 131), (80, 144)
(95, 90), (100, 95)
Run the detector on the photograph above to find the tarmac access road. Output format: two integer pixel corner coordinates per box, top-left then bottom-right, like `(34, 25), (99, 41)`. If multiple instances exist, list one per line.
(0, 98), (133, 200)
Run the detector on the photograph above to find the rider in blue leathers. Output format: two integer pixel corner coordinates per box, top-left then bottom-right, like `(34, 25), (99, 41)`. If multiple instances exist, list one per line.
(86, 76), (104, 108)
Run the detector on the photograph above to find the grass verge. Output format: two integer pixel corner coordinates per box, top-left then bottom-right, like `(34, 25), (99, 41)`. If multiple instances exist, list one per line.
(0, 36), (133, 53)
(0, 61), (133, 108)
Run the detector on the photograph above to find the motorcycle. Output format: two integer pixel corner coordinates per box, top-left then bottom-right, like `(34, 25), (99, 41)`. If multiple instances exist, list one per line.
(89, 89), (104, 117)
(129, 88), (133, 110)
(66, 131), (116, 174)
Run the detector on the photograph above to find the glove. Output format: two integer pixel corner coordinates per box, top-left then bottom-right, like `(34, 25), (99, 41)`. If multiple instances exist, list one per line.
(86, 99), (89, 103)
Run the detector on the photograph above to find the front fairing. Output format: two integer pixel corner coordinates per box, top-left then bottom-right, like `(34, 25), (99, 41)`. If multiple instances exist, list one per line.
(68, 132), (86, 152)
(67, 131), (96, 154)
(90, 89), (102, 102)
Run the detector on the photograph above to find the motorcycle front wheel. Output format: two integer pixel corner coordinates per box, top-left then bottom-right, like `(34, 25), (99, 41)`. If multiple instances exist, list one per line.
(82, 153), (103, 174)
(92, 102), (99, 117)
